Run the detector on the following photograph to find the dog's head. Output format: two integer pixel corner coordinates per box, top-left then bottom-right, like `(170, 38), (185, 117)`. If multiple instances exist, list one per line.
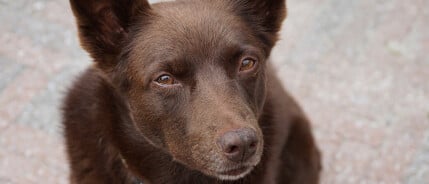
(70, 0), (286, 180)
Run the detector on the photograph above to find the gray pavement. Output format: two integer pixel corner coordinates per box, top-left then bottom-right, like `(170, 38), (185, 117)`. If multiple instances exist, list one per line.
(0, 0), (428, 183)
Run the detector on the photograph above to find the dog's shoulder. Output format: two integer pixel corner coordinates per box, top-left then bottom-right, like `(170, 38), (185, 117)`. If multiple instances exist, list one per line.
(62, 67), (134, 183)
(265, 64), (306, 120)
(63, 67), (112, 117)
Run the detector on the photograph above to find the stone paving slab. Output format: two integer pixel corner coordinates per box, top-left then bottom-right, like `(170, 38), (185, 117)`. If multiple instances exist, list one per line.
(0, 0), (428, 183)
(0, 57), (25, 92)
(0, 124), (67, 184)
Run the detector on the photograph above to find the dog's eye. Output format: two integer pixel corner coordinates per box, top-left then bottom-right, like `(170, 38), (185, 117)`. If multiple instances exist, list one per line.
(155, 74), (175, 85)
(239, 58), (257, 72)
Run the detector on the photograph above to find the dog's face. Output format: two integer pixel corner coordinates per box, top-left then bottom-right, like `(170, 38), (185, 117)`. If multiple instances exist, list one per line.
(70, 0), (285, 180)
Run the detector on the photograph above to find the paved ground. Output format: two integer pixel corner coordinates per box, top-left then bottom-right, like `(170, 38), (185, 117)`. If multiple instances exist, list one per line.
(0, 0), (428, 183)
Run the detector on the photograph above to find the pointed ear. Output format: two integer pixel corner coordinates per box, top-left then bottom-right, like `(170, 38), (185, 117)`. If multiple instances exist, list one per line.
(70, 0), (151, 69)
(233, 0), (286, 47)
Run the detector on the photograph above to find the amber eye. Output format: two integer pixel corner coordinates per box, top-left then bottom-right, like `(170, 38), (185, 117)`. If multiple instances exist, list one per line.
(239, 58), (256, 72)
(155, 74), (175, 85)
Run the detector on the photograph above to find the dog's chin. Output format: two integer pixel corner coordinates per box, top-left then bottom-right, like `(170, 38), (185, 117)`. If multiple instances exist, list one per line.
(200, 159), (261, 181)
(201, 152), (262, 180)
(214, 166), (255, 180)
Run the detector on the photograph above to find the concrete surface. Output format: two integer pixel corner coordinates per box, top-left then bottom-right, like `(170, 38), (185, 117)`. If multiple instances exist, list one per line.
(0, 0), (428, 183)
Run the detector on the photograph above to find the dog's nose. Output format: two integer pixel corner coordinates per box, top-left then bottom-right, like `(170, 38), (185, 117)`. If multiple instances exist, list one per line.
(217, 128), (258, 162)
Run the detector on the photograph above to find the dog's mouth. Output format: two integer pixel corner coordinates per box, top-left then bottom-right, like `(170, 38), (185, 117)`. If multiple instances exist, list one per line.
(215, 165), (254, 180)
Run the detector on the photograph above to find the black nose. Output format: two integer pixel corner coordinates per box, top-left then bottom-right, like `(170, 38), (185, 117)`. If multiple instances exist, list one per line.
(217, 128), (258, 162)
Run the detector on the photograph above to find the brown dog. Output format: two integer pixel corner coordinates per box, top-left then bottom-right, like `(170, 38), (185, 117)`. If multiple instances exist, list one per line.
(63, 0), (321, 183)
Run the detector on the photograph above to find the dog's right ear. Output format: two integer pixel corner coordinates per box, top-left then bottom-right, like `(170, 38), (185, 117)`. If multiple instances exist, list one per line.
(70, 0), (151, 70)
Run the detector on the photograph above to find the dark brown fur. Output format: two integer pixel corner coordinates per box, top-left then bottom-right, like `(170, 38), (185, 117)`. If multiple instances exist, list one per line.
(63, 0), (321, 183)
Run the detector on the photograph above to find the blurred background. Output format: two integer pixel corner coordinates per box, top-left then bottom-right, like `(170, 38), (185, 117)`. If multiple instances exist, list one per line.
(0, 0), (428, 183)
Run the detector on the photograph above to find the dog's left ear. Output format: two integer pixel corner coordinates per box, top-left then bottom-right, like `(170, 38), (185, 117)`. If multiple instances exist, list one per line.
(232, 0), (286, 46)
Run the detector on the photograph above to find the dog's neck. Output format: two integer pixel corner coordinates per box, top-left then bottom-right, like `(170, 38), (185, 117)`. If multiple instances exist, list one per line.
(117, 153), (144, 184)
